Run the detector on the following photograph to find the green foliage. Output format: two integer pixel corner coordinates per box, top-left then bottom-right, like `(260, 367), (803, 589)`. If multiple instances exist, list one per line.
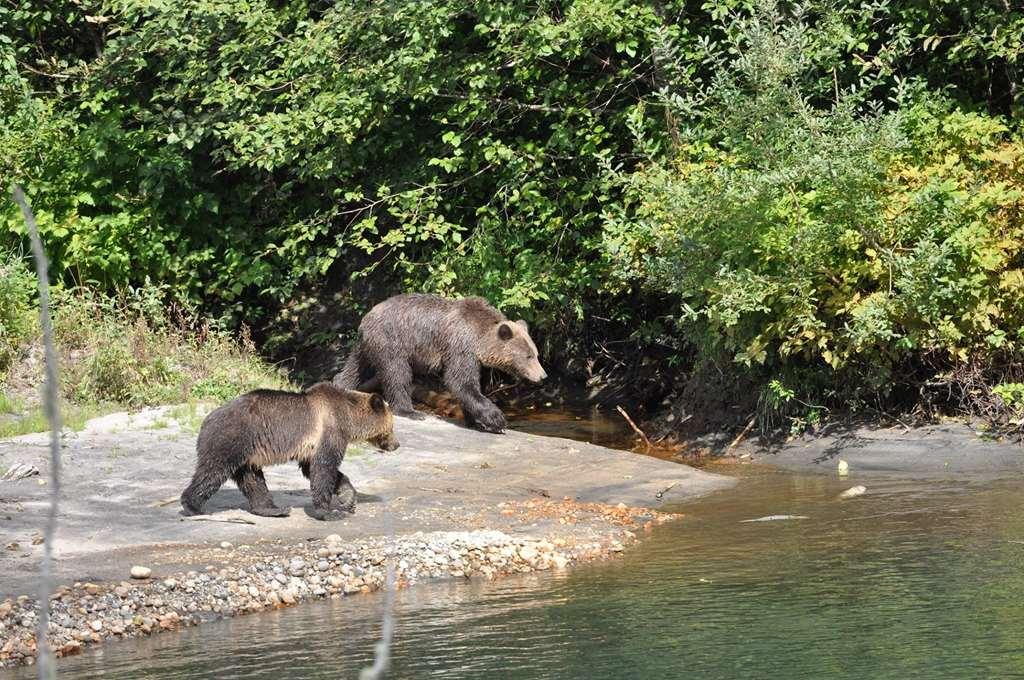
(0, 253), (36, 379)
(2, 0), (1023, 430)
(993, 383), (1024, 411)
(0, 402), (113, 439)
(606, 2), (1024, 420)
(52, 287), (290, 407)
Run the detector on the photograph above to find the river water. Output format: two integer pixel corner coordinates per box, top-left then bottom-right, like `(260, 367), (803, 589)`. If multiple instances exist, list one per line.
(15, 462), (1024, 679)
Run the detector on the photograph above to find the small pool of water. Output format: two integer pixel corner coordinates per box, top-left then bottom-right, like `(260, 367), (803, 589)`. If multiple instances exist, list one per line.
(20, 468), (1024, 679)
(505, 403), (639, 450)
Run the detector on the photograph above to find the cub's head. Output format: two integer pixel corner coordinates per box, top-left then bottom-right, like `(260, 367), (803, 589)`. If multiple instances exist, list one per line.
(346, 391), (399, 451)
(479, 319), (547, 384)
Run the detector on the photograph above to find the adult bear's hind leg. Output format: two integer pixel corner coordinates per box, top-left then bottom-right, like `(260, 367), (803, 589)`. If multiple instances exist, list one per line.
(377, 359), (424, 420)
(232, 464), (290, 517)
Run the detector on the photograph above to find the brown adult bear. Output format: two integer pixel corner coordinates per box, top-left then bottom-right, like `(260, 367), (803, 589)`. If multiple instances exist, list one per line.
(180, 383), (399, 521)
(333, 293), (546, 433)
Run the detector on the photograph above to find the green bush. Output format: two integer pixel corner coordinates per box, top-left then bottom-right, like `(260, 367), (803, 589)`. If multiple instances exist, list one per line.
(604, 3), (1024, 423)
(0, 253), (36, 379)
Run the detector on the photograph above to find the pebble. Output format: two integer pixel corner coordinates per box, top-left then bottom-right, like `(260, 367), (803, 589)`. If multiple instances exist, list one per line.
(129, 566), (152, 580)
(220, 542), (232, 549)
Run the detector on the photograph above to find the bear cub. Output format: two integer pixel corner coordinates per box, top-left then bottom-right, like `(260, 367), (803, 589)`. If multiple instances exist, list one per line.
(334, 293), (546, 433)
(180, 383), (399, 521)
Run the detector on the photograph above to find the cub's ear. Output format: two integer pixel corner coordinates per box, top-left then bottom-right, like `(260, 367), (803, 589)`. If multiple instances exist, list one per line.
(497, 322), (514, 341)
(370, 393), (386, 414)
(515, 319), (529, 332)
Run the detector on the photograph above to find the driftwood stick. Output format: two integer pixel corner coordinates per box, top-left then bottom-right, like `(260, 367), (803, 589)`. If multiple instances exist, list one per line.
(615, 405), (653, 450)
(726, 415), (757, 455)
(180, 515), (256, 526)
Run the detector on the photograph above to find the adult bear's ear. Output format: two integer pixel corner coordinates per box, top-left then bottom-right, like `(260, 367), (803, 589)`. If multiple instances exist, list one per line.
(515, 319), (529, 332)
(370, 393), (386, 414)
(497, 322), (514, 341)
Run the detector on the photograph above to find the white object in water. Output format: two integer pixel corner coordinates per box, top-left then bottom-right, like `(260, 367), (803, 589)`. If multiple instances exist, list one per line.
(837, 459), (849, 477)
(838, 485), (867, 500)
(740, 515), (810, 523)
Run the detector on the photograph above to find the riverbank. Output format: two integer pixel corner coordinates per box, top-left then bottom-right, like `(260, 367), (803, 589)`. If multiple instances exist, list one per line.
(735, 421), (1024, 478)
(0, 408), (731, 668)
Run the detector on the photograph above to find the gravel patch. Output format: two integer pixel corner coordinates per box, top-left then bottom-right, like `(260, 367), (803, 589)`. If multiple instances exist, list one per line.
(0, 503), (681, 668)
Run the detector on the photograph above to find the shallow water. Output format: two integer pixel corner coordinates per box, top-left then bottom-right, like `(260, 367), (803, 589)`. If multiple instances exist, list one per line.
(505, 403), (637, 449)
(16, 467), (1024, 679)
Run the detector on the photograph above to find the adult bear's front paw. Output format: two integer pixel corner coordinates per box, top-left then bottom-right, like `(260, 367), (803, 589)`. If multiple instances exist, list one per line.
(472, 407), (507, 434)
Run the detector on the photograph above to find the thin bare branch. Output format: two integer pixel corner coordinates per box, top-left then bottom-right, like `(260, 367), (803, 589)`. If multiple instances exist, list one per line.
(11, 184), (62, 680)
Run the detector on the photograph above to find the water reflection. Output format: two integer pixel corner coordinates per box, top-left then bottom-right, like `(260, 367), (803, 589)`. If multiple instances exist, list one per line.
(11, 469), (1024, 679)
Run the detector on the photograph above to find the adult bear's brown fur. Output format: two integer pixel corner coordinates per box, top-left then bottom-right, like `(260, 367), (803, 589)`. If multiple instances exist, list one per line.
(180, 384), (398, 521)
(333, 294), (546, 433)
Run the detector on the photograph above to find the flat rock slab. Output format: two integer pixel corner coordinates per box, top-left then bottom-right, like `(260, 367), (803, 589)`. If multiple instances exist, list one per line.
(747, 422), (1023, 478)
(0, 410), (732, 596)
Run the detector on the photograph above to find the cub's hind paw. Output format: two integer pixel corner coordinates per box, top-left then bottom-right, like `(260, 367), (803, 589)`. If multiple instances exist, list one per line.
(311, 507), (348, 522)
(332, 488), (357, 515)
(250, 505), (291, 518)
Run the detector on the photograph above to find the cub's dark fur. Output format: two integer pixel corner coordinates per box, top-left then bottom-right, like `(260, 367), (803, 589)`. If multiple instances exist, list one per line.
(180, 383), (398, 521)
(334, 293), (546, 433)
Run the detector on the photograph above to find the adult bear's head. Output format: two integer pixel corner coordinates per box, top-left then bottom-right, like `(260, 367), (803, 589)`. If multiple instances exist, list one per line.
(482, 319), (547, 384)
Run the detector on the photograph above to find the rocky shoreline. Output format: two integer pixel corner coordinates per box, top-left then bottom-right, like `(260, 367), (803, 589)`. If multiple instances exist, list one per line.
(0, 409), (730, 670)
(1, 500), (680, 669)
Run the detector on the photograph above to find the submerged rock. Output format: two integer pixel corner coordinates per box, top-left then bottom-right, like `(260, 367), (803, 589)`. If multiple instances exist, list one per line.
(838, 485), (867, 500)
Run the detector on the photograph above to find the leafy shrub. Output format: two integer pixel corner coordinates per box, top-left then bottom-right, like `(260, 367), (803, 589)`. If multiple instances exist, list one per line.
(0, 253), (36, 379)
(604, 3), (1024, 426)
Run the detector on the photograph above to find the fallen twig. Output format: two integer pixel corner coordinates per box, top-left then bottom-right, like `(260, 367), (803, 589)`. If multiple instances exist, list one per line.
(149, 495), (181, 508)
(725, 415), (757, 455)
(181, 515), (257, 526)
(615, 405), (653, 450)
(655, 482), (677, 500)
